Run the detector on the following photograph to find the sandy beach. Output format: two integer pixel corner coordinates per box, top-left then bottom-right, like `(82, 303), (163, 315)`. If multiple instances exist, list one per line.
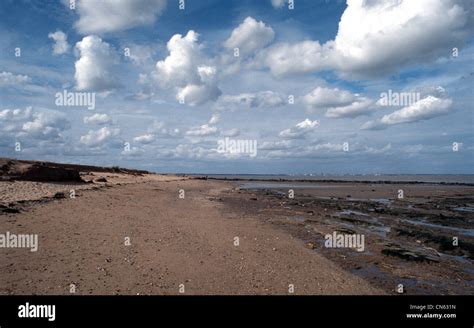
(1, 159), (472, 295)
(0, 160), (383, 295)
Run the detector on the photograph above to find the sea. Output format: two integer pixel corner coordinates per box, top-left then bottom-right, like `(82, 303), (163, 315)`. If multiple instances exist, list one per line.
(189, 174), (474, 184)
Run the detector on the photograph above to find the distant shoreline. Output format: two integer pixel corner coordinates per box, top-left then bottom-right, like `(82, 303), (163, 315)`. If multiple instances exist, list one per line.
(189, 175), (474, 186)
(3, 157), (474, 186)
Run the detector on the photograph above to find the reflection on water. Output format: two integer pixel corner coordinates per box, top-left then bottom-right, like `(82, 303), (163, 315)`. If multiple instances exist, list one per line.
(401, 218), (474, 237)
(453, 206), (474, 213)
(239, 182), (351, 189)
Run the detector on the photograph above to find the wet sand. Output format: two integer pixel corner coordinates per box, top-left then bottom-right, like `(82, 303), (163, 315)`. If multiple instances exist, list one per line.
(229, 181), (474, 294)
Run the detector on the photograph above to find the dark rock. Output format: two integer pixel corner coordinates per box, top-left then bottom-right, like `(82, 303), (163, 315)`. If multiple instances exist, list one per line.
(336, 227), (356, 234)
(95, 177), (107, 182)
(53, 192), (66, 199)
(0, 205), (20, 214)
(394, 227), (474, 258)
(381, 244), (439, 263)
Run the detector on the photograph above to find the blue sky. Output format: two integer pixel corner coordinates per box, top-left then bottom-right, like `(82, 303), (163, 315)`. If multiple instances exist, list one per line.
(0, 0), (473, 174)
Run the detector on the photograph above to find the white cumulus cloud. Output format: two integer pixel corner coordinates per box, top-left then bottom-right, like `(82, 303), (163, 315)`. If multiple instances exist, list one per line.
(362, 96), (453, 130)
(325, 98), (373, 118)
(260, 40), (334, 76)
(83, 113), (111, 125)
(80, 126), (120, 147)
(224, 17), (275, 57)
(22, 111), (70, 140)
(73, 0), (166, 34)
(48, 30), (70, 55)
(271, 0), (286, 8)
(155, 31), (221, 106)
(260, 0), (472, 78)
(134, 134), (155, 144)
(0, 107), (33, 122)
(186, 124), (218, 137)
(279, 119), (320, 139)
(303, 87), (356, 109)
(219, 91), (286, 109)
(303, 87), (374, 118)
(75, 35), (119, 91)
(0, 72), (31, 86)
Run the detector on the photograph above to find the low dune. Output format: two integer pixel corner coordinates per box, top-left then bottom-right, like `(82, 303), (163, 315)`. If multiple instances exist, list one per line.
(0, 158), (177, 206)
